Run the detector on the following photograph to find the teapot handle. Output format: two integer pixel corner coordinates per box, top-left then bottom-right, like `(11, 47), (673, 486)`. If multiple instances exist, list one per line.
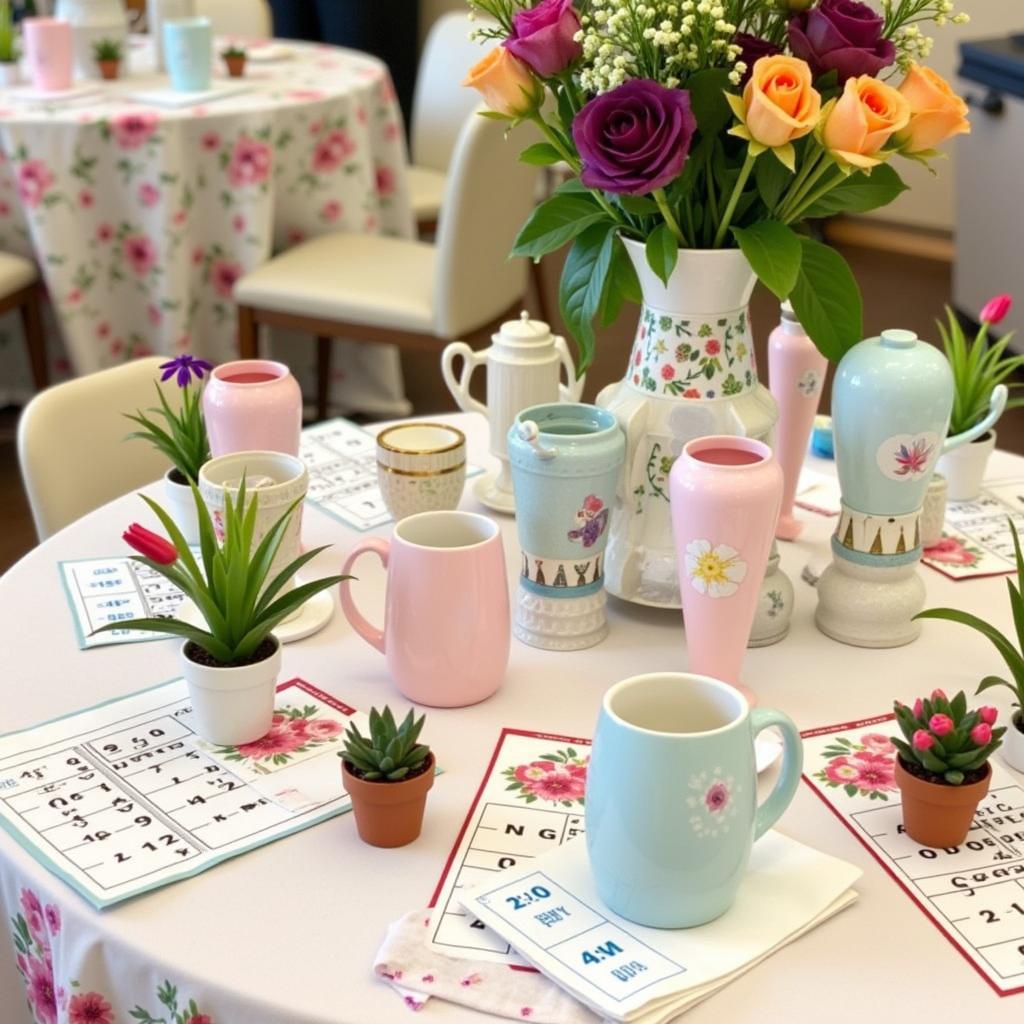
(943, 384), (1007, 454)
(555, 334), (585, 403)
(440, 341), (487, 417)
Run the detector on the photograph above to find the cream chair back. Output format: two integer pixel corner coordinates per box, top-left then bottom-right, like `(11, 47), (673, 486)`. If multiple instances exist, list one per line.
(412, 11), (496, 173)
(18, 357), (176, 540)
(194, 0), (271, 37)
(433, 110), (541, 338)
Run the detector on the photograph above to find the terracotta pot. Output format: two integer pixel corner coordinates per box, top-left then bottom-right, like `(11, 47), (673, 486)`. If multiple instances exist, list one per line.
(342, 754), (434, 848)
(895, 757), (990, 848)
(223, 55), (245, 78)
(97, 59), (119, 80)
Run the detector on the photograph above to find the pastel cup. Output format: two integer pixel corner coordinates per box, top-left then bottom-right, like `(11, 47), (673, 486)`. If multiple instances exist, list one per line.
(339, 510), (510, 707)
(376, 423), (467, 521)
(24, 18), (74, 92)
(586, 672), (803, 928)
(163, 16), (212, 92)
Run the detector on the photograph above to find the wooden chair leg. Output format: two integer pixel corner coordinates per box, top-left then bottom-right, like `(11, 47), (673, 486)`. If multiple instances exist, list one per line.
(237, 305), (259, 359)
(316, 335), (332, 422)
(19, 285), (47, 390)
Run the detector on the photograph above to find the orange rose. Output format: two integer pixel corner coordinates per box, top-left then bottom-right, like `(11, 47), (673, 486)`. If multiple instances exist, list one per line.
(896, 64), (970, 153)
(823, 74), (911, 169)
(741, 55), (821, 148)
(463, 46), (542, 119)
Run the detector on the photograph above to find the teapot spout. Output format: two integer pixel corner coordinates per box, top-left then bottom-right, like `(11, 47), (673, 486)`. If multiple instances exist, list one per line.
(943, 384), (1008, 454)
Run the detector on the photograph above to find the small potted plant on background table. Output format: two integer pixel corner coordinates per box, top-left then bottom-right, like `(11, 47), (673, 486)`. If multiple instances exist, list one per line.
(0, 1), (19, 87)
(125, 355), (213, 545)
(96, 478), (347, 746)
(891, 689), (1005, 848)
(92, 37), (122, 80)
(916, 518), (1024, 774)
(340, 707), (434, 848)
(221, 43), (246, 78)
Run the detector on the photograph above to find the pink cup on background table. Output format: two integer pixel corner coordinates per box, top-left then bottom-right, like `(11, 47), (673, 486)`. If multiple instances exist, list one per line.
(23, 18), (74, 92)
(203, 359), (303, 457)
(339, 511), (511, 707)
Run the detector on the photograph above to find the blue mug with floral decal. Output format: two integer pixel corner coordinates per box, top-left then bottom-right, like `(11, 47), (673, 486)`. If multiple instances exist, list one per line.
(586, 672), (802, 928)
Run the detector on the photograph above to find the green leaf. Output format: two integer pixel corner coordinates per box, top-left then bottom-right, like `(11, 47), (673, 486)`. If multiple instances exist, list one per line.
(598, 234), (641, 327)
(511, 192), (610, 259)
(687, 68), (732, 137)
(615, 194), (659, 217)
(789, 237), (863, 362)
(732, 220), (801, 300)
(802, 163), (908, 218)
(558, 221), (616, 374)
(754, 151), (792, 210)
(916, 608), (1024, 693)
(976, 674), (1021, 698)
(518, 142), (563, 166)
(644, 222), (678, 287)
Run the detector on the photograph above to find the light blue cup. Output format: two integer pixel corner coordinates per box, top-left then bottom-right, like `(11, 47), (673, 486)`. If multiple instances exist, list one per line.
(586, 673), (803, 928)
(163, 16), (212, 92)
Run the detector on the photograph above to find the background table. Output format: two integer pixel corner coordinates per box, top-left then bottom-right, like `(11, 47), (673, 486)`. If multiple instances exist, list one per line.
(0, 36), (413, 417)
(0, 412), (1021, 1023)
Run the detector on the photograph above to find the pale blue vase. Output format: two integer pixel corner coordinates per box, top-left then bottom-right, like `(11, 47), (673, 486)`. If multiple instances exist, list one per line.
(163, 16), (212, 92)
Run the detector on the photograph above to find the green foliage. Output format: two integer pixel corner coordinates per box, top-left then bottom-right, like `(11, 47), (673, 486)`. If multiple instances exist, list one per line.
(92, 37), (122, 61)
(341, 707), (430, 782)
(125, 382), (210, 484)
(93, 479), (348, 664)
(915, 517), (1024, 713)
(937, 306), (1024, 436)
(891, 690), (1005, 786)
(732, 220), (800, 300)
(221, 43), (246, 59)
(0, 1), (16, 63)
(788, 237), (863, 362)
(801, 164), (908, 218)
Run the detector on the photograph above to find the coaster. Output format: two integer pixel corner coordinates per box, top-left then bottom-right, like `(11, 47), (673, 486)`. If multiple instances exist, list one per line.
(473, 471), (516, 514)
(126, 81), (250, 107)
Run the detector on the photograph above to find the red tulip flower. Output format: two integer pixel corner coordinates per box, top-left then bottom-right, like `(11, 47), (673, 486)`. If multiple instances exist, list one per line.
(979, 294), (1012, 326)
(124, 523), (178, 565)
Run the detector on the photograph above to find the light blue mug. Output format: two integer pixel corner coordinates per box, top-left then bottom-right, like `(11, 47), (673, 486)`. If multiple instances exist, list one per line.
(586, 672), (803, 928)
(163, 16), (212, 93)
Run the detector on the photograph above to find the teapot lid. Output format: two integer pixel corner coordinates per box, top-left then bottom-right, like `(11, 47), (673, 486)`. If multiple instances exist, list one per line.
(499, 310), (552, 341)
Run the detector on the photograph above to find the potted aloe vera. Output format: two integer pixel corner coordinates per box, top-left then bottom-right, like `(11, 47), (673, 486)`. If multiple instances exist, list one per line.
(340, 707), (433, 848)
(891, 689), (1004, 847)
(125, 356), (213, 545)
(916, 518), (1024, 774)
(97, 478), (347, 746)
(93, 37), (122, 80)
(221, 42), (246, 78)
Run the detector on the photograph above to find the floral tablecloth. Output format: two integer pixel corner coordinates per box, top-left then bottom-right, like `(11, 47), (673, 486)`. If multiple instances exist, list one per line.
(0, 36), (414, 416)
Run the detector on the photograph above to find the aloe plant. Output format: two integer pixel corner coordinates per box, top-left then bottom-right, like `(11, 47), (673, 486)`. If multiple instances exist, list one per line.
(92, 37), (122, 62)
(341, 707), (430, 782)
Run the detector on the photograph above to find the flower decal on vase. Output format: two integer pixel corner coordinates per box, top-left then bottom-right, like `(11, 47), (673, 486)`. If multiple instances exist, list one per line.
(684, 540), (747, 598)
(686, 769), (738, 838)
(567, 494), (609, 548)
(876, 432), (939, 481)
(796, 369), (821, 397)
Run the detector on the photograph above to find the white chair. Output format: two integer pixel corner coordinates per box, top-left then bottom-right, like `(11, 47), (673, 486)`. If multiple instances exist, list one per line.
(194, 0), (272, 38)
(18, 357), (175, 540)
(234, 110), (540, 420)
(0, 251), (46, 391)
(408, 11), (497, 228)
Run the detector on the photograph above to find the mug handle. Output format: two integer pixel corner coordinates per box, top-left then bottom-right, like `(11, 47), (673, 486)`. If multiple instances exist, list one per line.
(750, 708), (804, 841)
(440, 341), (487, 417)
(338, 537), (390, 654)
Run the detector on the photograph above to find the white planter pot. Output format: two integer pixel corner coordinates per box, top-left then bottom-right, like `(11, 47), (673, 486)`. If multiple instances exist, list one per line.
(180, 636), (280, 746)
(1003, 711), (1024, 774)
(936, 430), (996, 502)
(163, 468), (200, 545)
(0, 62), (21, 87)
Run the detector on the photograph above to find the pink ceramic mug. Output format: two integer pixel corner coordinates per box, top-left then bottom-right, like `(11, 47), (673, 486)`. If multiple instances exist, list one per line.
(23, 18), (73, 92)
(339, 511), (511, 707)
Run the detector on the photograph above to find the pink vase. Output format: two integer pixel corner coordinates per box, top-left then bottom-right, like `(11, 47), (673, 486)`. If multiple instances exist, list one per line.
(768, 302), (828, 541)
(203, 359), (303, 458)
(23, 18), (73, 92)
(669, 436), (783, 694)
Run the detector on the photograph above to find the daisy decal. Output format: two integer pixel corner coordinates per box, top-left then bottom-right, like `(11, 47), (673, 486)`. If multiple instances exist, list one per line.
(686, 769), (739, 838)
(684, 539), (747, 598)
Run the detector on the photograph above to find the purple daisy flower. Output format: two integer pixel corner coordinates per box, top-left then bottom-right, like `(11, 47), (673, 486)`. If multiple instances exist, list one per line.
(159, 354), (214, 387)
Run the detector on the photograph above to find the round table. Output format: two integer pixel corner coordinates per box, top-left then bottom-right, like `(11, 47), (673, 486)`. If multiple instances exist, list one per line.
(0, 412), (1021, 1023)
(0, 36), (412, 416)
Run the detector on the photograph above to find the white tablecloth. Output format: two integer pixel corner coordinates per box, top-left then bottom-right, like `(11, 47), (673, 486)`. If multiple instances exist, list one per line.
(0, 412), (1021, 1023)
(0, 36), (413, 416)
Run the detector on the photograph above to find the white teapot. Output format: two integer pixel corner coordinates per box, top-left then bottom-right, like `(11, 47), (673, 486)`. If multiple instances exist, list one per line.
(441, 312), (584, 514)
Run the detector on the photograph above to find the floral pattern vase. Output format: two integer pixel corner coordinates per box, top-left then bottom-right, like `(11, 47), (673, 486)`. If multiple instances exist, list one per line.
(597, 242), (778, 608)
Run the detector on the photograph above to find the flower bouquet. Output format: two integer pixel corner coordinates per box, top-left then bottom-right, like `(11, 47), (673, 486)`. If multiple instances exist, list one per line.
(464, 0), (971, 370)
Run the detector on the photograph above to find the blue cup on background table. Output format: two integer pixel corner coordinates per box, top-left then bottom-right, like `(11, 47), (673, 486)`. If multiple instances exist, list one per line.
(163, 16), (212, 92)
(586, 672), (803, 928)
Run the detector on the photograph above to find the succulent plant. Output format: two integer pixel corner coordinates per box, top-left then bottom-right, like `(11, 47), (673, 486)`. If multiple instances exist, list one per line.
(892, 689), (1005, 786)
(341, 707), (429, 782)
(92, 37), (123, 62)
(221, 44), (246, 59)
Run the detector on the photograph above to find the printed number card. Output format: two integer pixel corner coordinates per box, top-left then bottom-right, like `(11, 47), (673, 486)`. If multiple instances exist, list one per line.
(803, 714), (1024, 996)
(0, 677), (363, 908)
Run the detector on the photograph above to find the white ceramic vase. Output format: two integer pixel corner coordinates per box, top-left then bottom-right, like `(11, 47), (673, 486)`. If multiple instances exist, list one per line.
(936, 430), (996, 502)
(596, 243), (778, 608)
(180, 637), (280, 745)
(54, 0), (128, 79)
(1003, 711), (1024, 774)
(0, 62), (20, 87)
(163, 468), (200, 545)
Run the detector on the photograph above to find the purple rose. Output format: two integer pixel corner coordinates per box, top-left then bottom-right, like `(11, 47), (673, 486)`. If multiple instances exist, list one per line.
(505, 0), (582, 78)
(572, 79), (696, 195)
(788, 0), (896, 84)
(733, 33), (783, 86)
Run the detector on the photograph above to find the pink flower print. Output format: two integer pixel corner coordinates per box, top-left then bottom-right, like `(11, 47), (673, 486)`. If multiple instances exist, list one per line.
(705, 780), (730, 813)
(288, 717), (311, 735)
(122, 234), (157, 276)
(186, 1016), (212, 1024)
(824, 756), (861, 785)
(312, 129), (356, 174)
(403, 995), (424, 1011)
(287, 227), (306, 245)
(460, 973), (483, 987)
(96, 321), (110, 339)
(421, 974), (435, 983)
(683, 388), (701, 398)
(25, 956), (57, 1024)
(68, 991), (114, 1024)
(109, 338), (124, 356)
(893, 438), (933, 477)
(287, 88), (326, 100)
(924, 535), (978, 567)
(705, 339), (721, 356)
(850, 751), (896, 791)
(859, 733), (894, 755)
(78, 188), (94, 208)
(309, 118), (325, 136)
(384, 121), (400, 140)
(66, 288), (82, 305)
(210, 258), (242, 298)
(201, 130), (221, 152)
(514, 760), (557, 784)
(521, 1010), (534, 1018)
(172, 208), (187, 226)
(232, 213), (246, 233)
(364, 214), (378, 232)
(321, 199), (342, 222)
(138, 182), (161, 207)
(305, 719), (343, 740)
(112, 111), (159, 149)
(634, 349), (641, 365)
(376, 165), (396, 196)
(234, 726), (305, 760)
(17, 160), (54, 207)
(227, 134), (272, 187)
(525, 768), (586, 802)
(147, 303), (162, 326)
(661, 364), (675, 381)
(20, 888), (42, 919)
(43, 903), (60, 936)
(191, 105), (209, 118)
(632, 374), (640, 385)
(0, 200), (9, 216)
(356, 104), (367, 123)
(96, 223), (114, 243)
(191, 244), (205, 266)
